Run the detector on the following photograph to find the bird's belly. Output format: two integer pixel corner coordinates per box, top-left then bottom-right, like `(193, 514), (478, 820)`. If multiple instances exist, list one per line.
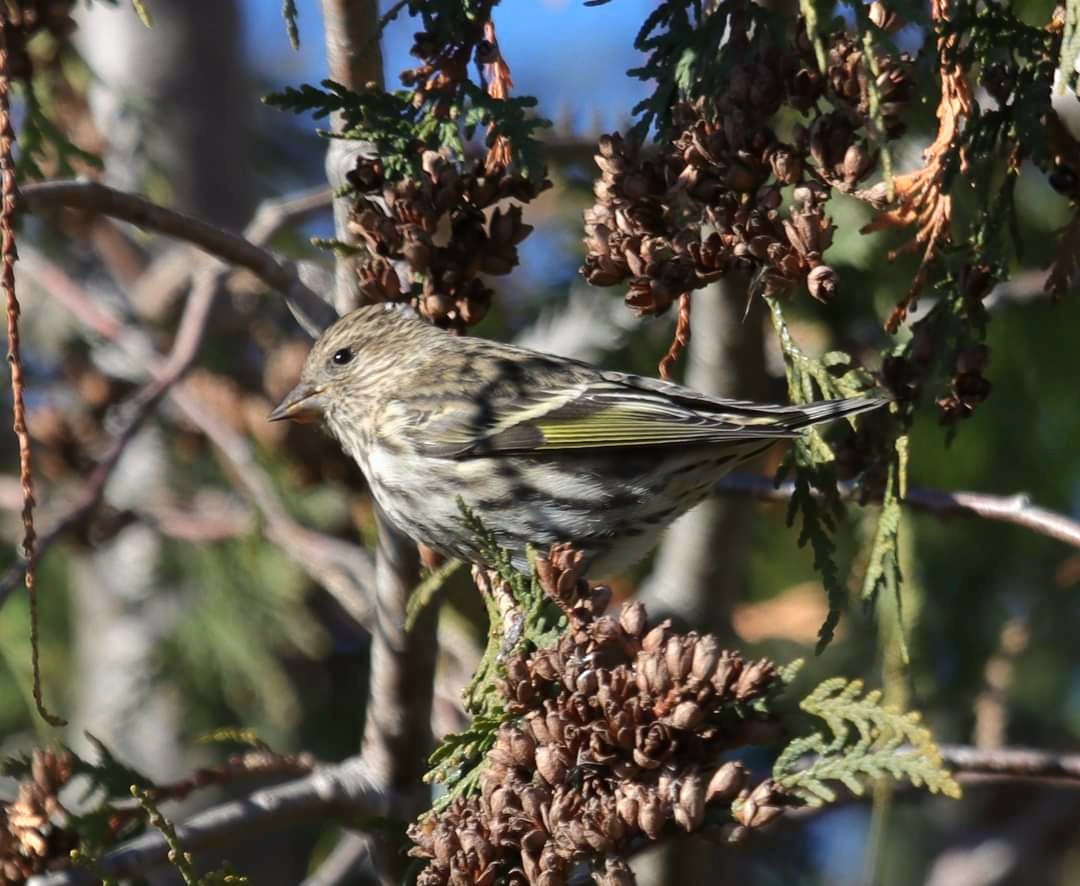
(360, 444), (466, 553)
(361, 444), (753, 573)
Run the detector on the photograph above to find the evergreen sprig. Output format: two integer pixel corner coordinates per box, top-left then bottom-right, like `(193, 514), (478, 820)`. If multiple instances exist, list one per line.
(764, 294), (889, 653)
(424, 502), (565, 803)
(266, 82), (426, 180)
(133, 786), (248, 885)
(861, 436), (908, 660)
(626, 0), (757, 141)
(774, 678), (962, 805)
(73, 733), (157, 800)
(456, 500), (564, 715)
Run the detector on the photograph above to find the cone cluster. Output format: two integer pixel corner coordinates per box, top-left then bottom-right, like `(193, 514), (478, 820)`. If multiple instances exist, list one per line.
(582, 17), (913, 313)
(409, 544), (790, 885)
(347, 150), (547, 332)
(0, 749), (74, 882)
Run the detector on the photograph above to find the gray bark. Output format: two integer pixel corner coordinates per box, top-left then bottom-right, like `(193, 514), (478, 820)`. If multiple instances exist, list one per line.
(636, 281), (768, 634)
(67, 0), (259, 878)
(633, 281), (767, 886)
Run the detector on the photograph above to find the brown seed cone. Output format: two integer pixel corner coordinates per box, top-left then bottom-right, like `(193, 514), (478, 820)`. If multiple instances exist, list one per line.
(412, 547), (788, 884)
(0, 748), (76, 880)
(734, 778), (788, 830)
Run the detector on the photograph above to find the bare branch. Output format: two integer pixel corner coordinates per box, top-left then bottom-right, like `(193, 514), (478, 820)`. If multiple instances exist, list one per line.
(923, 793), (1080, 886)
(19, 735), (1078, 886)
(937, 745), (1080, 786)
(18, 179), (338, 337)
(168, 382), (374, 626)
(361, 509), (437, 885)
(714, 474), (1080, 550)
(27, 739), (1080, 886)
(321, 0), (384, 90)
(26, 757), (391, 886)
(1, 250), (373, 625)
(137, 497), (253, 543)
(243, 185), (335, 247)
(130, 184), (334, 320)
(312, 9), (431, 882)
(16, 242), (125, 339)
(320, 0), (384, 315)
(0, 266), (222, 608)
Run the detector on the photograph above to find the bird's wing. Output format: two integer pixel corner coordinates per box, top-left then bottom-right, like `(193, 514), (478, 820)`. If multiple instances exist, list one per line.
(413, 372), (870, 458)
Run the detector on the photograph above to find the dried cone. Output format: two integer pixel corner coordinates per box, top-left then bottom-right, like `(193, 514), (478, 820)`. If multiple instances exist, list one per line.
(347, 150), (547, 332)
(579, 15), (913, 349)
(0, 749), (75, 881)
(410, 544), (791, 884)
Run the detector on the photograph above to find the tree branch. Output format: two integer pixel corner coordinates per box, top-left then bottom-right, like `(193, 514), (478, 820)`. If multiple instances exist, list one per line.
(937, 744), (1080, 786)
(168, 381), (375, 626)
(131, 183), (334, 320)
(321, 0), (384, 90)
(27, 741), (1078, 886)
(714, 474), (1080, 550)
(300, 832), (375, 886)
(0, 265), (222, 608)
(243, 185), (335, 248)
(320, 0), (384, 315)
(18, 179), (338, 337)
(311, 9), (434, 883)
(360, 509), (436, 886)
(26, 757), (392, 886)
(2, 247), (374, 626)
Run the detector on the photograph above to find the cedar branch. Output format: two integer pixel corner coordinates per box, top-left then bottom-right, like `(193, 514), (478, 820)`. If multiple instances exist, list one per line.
(714, 474), (1080, 549)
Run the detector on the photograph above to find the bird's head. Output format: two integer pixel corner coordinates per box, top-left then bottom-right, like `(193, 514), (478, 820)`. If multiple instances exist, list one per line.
(268, 302), (433, 426)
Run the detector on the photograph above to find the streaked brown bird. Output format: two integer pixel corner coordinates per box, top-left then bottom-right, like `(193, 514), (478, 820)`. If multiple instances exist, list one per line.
(270, 303), (885, 574)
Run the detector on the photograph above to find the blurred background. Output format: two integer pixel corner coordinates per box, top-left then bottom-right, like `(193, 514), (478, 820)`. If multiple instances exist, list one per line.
(1, 0), (1079, 883)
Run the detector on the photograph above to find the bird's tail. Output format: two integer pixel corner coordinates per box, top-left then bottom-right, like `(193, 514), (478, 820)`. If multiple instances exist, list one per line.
(786, 396), (889, 431)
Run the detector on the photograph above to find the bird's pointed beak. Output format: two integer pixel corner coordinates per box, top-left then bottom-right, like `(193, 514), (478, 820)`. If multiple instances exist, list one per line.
(269, 382), (326, 424)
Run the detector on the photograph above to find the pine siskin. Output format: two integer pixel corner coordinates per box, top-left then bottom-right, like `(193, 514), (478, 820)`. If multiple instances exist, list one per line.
(270, 303), (885, 574)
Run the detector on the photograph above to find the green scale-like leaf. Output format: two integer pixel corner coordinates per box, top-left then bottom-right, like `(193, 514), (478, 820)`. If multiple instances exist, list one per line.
(774, 678), (962, 805)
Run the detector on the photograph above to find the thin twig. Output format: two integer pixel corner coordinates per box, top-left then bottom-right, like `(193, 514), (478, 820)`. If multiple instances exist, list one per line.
(243, 185), (335, 246)
(714, 473), (1080, 550)
(145, 750), (316, 806)
(658, 291), (692, 381)
(129, 184), (335, 319)
(168, 382), (374, 626)
(18, 179), (338, 336)
(9, 189), (373, 622)
(0, 268), (222, 609)
(27, 757), (392, 886)
(0, 255), (374, 624)
(16, 242), (125, 339)
(0, 31), (64, 727)
(0, 490), (254, 543)
(300, 832), (374, 886)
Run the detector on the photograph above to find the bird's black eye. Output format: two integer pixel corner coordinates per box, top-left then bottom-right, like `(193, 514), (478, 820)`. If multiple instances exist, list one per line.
(332, 347), (354, 367)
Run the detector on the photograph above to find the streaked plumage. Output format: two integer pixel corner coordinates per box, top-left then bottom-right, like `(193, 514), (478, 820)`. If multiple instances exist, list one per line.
(270, 303), (885, 574)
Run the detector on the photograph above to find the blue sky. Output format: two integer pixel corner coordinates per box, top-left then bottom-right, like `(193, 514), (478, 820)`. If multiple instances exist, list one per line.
(243, 0), (654, 134)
